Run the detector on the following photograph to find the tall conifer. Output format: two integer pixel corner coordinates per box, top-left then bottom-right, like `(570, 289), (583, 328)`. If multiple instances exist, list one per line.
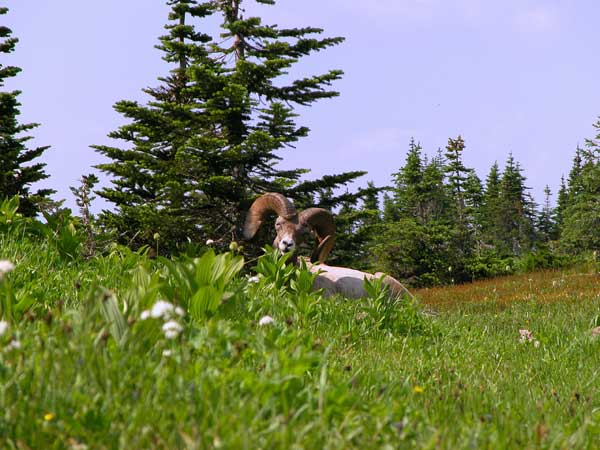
(0, 7), (53, 216)
(95, 0), (362, 254)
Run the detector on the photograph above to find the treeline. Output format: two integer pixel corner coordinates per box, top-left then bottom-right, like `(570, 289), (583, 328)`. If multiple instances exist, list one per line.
(1, 2), (599, 287)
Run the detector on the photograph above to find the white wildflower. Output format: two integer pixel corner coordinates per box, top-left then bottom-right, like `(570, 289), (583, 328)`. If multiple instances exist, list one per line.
(140, 310), (151, 320)
(248, 276), (260, 284)
(0, 320), (8, 336)
(150, 300), (175, 319)
(162, 349), (173, 357)
(175, 306), (185, 317)
(0, 260), (15, 278)
(6, 339), (21, 350)
(206, 239), (215, 245)
(519, 329), (539, 347)
(162, 320), (183, 339)
(519, 329), (534, 343)
(258, 315), (275, 326)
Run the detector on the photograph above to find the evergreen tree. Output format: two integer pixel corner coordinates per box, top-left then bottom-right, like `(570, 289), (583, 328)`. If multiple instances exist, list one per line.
(566, 146), (585, 205)
(0, 7), (53, 216)
(480, 161), (503, 247)
(536, 185), (555, 242)
(389, 138), (423, 220)
(94, 0), (362, 255)
(444, 135), (469, 221)
(419, 153), (449, 224)
(555, 175), (568, 233)
(498, 154), (535, 255)
(561, 118), (600, 252)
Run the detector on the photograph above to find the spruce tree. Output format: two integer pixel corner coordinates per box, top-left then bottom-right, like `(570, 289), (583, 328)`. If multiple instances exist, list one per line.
(561, 118), (600, 252)
(555, 175), (568, 233)
(94, 0), (363, 255)
(498, 154), (535, 255)
(444, 135), (469, 222)
(480, 162), (503, 247)
(536, 185), (555, 242)
(0, 7), (53, 216)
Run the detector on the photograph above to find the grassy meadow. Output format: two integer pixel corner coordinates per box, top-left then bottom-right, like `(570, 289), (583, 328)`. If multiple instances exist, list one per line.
(1, 225), (599, 449)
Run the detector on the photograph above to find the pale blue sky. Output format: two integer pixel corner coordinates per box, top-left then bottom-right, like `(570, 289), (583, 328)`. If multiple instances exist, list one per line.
(4, 0), (600, 211)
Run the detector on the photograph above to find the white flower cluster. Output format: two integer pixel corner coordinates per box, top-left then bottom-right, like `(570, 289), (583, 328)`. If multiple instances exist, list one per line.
(140, 300), (185, 339)
(0, 320), (21, 350)
(518, 329), (540, 348)
(258, 315), (274, 326)
(0, 260), (15, 280)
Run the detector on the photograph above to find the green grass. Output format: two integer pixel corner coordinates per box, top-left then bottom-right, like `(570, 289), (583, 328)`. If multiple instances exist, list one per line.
(1, 234), (599, 449)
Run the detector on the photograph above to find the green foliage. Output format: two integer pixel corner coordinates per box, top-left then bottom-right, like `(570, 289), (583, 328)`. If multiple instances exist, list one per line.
(560, 118), (600, 253)
(361, 275), (430, 335)
(0, 8), (54, 216)
(159, 249), (244, 321)
(36, 209), (84, 261)
(94, 0), (365, 258)
(254, 245), (296, 290)
(0, 195), (26, 234)
(2, 233), (599, 448)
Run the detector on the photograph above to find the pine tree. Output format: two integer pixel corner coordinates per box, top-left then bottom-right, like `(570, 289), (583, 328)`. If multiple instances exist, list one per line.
(0, 7), (53, 216)
(94, 0), (362, 254)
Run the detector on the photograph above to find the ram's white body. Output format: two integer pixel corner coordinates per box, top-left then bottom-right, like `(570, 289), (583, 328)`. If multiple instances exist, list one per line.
(307, 263), (413, 299)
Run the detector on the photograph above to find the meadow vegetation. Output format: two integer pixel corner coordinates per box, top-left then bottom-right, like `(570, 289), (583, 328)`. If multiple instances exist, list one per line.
(1, 205), (599, 449)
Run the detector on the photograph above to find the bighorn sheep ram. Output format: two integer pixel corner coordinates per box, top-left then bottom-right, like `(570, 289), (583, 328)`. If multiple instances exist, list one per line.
(243, 193), (412, 299)
(243, 192), (336, 264)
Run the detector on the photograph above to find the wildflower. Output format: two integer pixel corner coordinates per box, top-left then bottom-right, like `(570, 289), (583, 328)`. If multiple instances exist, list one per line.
(248, 275), (260, 284)
(44, 412), (55, 421)
(162, 349), (173, 357)
(150, 300), (176, 319)
(0, 260), (15, 279)
(140, 310), (150, 320)
(206, 239), (215, 245)
(413, 386), (424, 394)
(175, 306), (185, 317)
(162, 320), (183, 339)
(258, 315), (275, 326)
(519, 329), (540, 347)
(6, 339), (21, 350)
(0, 320), (8, 336)
(519, 329), (534, 343)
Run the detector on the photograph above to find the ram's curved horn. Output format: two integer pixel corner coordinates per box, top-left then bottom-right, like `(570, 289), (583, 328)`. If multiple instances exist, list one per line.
(243, 193), (297, 240)
(299, 208), (336, 263)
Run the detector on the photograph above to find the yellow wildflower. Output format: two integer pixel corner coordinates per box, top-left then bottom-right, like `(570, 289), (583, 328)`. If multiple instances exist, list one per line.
(44, 412), (55, 421)
(413, 386), (424, 394)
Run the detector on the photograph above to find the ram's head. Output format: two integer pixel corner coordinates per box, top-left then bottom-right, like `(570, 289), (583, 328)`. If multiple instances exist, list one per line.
(243, 193), (335, 264)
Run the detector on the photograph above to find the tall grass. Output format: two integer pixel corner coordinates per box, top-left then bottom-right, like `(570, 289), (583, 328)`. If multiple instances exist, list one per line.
(0, 231), (599, 448)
